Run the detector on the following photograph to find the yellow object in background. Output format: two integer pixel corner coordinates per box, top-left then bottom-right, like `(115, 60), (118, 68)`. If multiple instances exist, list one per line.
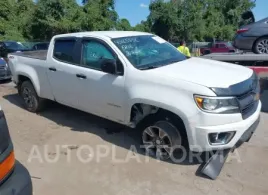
(177, 46), (191, 57)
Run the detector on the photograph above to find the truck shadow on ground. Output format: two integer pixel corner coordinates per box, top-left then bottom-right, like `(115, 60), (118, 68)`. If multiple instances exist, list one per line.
(3, 93), (207, 167)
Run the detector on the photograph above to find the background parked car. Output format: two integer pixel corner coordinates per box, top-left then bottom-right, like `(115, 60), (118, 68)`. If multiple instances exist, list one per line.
(31, 42), (49, 51)
(233, 17), (268, 54)
(0, 58), (11, 81)
(200, 42), (236, 55)
(0, 41), (31, 58)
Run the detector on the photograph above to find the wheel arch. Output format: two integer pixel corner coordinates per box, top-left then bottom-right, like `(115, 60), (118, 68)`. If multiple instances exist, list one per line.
(17, 73), (40, 96)
(129, 102), (190, 149)
(128, 101), (189, 135)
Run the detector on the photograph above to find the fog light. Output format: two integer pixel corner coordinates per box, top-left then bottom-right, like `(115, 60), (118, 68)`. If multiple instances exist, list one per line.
(209, 132), (235, 145)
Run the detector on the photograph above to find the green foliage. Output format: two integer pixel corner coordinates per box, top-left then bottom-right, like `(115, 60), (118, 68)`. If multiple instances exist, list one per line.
(142, 0), (255, 41)
(0, 0), (256, 42)
(116, 19), (132, 31)
(81, 0), (118, 31)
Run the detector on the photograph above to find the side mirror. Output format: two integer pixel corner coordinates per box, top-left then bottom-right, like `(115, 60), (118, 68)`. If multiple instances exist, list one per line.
(100, 58), (117, 74)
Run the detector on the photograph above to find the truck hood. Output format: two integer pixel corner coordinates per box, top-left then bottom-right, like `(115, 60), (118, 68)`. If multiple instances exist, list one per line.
(148, 57), (253, 88)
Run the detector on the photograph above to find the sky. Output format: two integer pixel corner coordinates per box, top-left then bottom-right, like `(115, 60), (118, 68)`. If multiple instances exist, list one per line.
(77, 0), (267, 26)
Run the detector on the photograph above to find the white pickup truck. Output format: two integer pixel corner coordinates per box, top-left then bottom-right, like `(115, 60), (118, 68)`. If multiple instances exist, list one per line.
(8, 31), (261, 161)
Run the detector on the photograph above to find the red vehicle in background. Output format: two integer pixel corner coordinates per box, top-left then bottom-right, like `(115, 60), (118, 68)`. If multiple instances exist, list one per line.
(200, 42), (236, 55)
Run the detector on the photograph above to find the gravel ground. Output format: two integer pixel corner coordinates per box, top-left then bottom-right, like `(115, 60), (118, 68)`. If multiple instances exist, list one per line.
(1, 81), (268, 195)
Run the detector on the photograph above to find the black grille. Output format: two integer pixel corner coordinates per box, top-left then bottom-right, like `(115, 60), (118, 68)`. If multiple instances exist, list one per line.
(236, 90), (259, 120)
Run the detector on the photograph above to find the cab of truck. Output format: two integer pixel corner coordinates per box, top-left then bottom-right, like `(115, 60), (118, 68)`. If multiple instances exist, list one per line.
(0, 107), (32, 195)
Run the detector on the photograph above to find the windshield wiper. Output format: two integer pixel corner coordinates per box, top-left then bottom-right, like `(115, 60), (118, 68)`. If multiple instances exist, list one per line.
(169, 59), (183, 63)
(139, 66), (159, 70)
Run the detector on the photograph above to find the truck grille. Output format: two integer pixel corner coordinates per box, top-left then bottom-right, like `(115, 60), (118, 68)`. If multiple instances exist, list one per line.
(236, 90), (259, 120)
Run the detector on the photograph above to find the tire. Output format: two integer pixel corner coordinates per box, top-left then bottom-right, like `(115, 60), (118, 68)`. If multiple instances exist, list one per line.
(20, 81), (45, 112)
(140, 114), (186, 160)
(204, 50), (211, 55)
(253, 37), (268, 54)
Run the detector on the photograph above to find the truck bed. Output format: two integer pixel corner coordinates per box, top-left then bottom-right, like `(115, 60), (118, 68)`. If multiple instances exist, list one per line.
(11, 50), (47, 60)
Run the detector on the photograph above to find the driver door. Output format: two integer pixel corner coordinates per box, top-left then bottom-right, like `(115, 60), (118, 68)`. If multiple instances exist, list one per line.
(75, 38), (126, 123)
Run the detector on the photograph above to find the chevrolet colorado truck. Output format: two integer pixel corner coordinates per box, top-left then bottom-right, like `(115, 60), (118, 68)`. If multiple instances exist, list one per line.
(7, 32), (261, 177)
(0, 106), (32, 195)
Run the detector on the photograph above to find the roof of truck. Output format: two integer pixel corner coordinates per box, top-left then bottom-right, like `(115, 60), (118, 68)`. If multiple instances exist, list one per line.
(54, 31), (152, 39)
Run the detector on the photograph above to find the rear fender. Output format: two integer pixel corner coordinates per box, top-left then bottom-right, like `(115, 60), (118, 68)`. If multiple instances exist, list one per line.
(17, 70), (41, 97)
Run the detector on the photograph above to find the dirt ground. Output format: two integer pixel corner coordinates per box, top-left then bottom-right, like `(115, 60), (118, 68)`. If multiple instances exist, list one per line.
(1, 81), (268, 195)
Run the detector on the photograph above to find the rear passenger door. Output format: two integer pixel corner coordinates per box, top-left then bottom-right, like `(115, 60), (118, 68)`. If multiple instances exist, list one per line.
(46, 38), (83, 109)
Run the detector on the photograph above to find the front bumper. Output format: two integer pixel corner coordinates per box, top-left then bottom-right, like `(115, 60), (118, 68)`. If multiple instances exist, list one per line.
(190, 101), (261, 152)
(0, 161), (32, 195)
(200, 116), (260, 180)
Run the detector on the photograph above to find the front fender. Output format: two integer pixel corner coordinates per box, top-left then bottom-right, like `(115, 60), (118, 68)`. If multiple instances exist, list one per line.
(126, 82), (215, 124)
(125, 81), (217, 147)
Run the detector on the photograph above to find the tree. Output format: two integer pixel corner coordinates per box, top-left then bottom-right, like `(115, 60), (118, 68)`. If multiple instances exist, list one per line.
(147, 0), (178, 41)
(146, 0), (255, 41)
(134, 20), (151, 32)
(80, 0), (118, 31)
(16, 0), (36, 40)
(0, 0), (25, 41)
(116, 19), (132, 31)
(0, 0), (256, 42)
(30, 0), (83, 41)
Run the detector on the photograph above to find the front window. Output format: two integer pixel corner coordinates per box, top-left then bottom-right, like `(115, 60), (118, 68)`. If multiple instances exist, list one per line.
(82, 40), (115, 70)
(112, 35), (187, 70)
(226, 42), (233, 47)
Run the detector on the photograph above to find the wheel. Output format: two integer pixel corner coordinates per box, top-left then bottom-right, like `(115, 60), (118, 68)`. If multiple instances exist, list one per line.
(141, 119), (183, 160)
(20, 81), (45, 112)
(204, 50), (211, 55)
(253, 37), (268, 54)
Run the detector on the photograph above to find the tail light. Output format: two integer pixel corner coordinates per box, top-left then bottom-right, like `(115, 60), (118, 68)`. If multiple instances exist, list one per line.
(0, 151), (15, 181)
(0, 110), (14, 181)
(237, 28), (249, 34)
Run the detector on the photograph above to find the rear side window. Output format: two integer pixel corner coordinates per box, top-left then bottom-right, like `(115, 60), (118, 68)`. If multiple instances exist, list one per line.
(53, 39), (76, 63)
(219, 44), (226, 48)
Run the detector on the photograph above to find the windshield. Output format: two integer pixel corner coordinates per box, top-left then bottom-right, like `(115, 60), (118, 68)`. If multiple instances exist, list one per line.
(4, 42), (27, 50)
(112, 35), (187, 70)
(226, 42), (233, 47)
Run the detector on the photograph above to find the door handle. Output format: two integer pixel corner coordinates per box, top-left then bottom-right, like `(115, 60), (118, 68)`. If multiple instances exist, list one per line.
(49, 67), (57, 72)
(76, 74), (87, 79)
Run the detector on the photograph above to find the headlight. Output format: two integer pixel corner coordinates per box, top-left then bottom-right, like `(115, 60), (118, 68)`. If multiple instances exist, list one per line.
(194, 95), (240, 114)
(4, 63), (8, 70)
